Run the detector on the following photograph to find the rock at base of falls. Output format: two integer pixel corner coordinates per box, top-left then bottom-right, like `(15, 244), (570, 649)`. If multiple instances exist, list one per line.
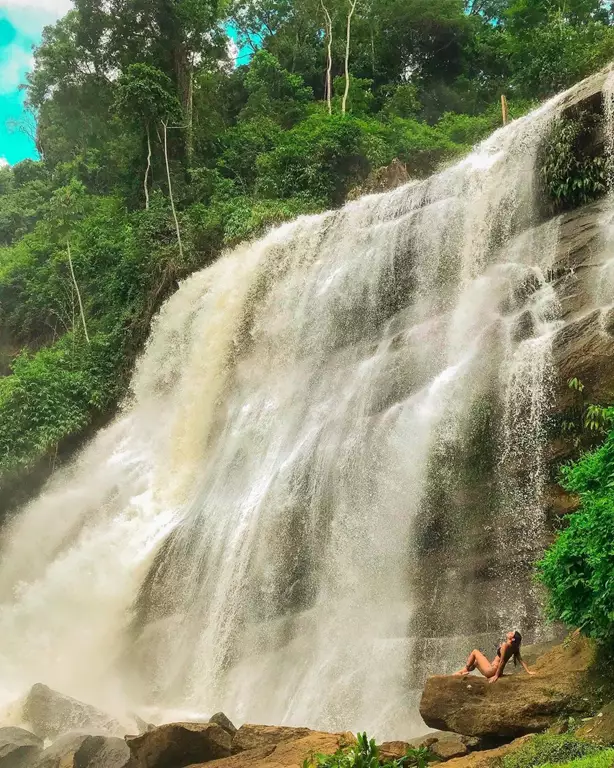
(419, 634), (596, 738)
(208, 714), (236, 738)
(22, 684), (123, 741)
(192, 731), (356, 768)
(33, 733), (130, 768)
(126, 722), (231, 768)
(0, 726), (43, 768)
(576, 701), (614, 745)
(231, 725), (313, 755)
(433, 736), (534, 768)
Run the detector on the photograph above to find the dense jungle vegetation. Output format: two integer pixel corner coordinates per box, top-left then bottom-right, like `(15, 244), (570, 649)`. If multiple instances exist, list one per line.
(1, 0), (614, 644)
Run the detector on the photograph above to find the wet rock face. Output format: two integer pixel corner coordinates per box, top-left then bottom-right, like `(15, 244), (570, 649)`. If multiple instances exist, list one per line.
(0, 726), (43, 768)
(22, 684), (123, 741)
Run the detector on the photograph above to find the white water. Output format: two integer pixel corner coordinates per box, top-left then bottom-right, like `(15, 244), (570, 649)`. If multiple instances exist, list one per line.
(0, 81), (604, 739)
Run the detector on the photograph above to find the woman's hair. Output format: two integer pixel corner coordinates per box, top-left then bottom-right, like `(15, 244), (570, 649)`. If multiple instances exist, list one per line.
(510, 630), (522, 666)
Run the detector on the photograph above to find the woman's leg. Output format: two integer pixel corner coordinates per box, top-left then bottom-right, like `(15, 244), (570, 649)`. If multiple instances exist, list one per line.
(453, 649), (495, 678)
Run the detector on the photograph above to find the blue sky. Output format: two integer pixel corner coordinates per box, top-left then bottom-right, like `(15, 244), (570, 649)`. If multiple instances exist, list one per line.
(0, 3), (252, 167)
(0, 0), (72, 166)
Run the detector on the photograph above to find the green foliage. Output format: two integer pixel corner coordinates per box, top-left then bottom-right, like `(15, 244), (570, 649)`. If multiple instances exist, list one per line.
(255, 113), (369, 205)
(559, 378), (614, 448)
(305, 733), (432, 768)
(538, 412), (614, 647)
(540, 113), (608, 211)
(538, 751), (614, 768)
(501, 734), (604, 768)
(0, 333), (123, 477)
(115, 64), (183, 128)
(242, 50), (313, 128)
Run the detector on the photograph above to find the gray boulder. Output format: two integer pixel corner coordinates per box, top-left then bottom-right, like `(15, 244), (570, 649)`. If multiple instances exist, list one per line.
(33, 733), (130, 768)
(23, 685), (122, 741)
(0, 727), (43, 768)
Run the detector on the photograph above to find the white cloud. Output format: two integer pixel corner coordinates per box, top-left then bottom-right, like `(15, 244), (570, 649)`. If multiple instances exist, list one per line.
(0, 43), (35, 93)
(0, 157), (9, 167)
(2, 0), (74, 36)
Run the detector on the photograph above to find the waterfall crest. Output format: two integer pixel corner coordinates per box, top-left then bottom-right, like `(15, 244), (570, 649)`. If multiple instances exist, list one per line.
(0, 79), (608, 738)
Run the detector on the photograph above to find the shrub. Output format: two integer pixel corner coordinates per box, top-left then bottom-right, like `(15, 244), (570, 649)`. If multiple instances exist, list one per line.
(501, 734), (604, 768)
(306, 733), (432, 768)
(537, 412), (614, 647)
(539, 112), (608, 211)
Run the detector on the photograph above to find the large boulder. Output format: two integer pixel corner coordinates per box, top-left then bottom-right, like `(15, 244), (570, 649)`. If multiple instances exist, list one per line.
(419, 636), (596, 738)
(0, 727), (43, 768)
(126, 722), (231, 768)
(33, 733), (129, 768)
(22, 685), (122, 740)
(191, 731), (355, 768)
(231, 726), (312, 755)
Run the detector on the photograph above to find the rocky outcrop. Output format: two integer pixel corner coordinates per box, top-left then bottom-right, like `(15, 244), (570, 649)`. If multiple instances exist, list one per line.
(577, 702), (614, 745)
(22, 684), (122, 740)
(419, 635), (596, 738)
(209, 715), (236, 738)
(439, 737), (533, 768)
(33, 733), (129, 768)
(126, 722), (231, 768)
(191, 731), (355, 768)
(347, 160), (411, 199)
(231, 726), (313, 755)
(0, 727), (43, 768)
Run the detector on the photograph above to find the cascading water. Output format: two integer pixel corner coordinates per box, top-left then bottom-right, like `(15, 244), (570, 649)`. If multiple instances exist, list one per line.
(0, 76), (608, 739)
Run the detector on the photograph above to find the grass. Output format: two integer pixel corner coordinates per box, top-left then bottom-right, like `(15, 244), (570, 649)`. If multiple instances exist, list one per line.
(501, 735), (605, 768)
(538, 751), (614, 768)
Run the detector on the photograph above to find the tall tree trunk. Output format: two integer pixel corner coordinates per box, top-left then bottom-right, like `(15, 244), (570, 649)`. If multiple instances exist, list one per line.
(67, 238), (90, 344)
(321, 0), (333, 115)
(144, 124), (152, 210)
(185, 54), (194, 167)
(342, 0), (358, 115)
(162, 121), (184, 261)
(174, 42), (193, 163)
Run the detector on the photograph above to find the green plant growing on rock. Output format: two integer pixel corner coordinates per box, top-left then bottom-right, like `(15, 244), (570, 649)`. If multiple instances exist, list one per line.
(560, 378), (614, 450)
(539, 111), (608, 211)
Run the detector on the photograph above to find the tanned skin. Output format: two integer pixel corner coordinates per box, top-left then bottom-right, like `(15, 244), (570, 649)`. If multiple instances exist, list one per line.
(453, 631), (536, 683)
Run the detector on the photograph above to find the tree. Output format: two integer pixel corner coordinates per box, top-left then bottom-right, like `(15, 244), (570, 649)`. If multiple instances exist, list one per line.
(46, 180), (91, 343)
(341, 0), (359, 115)
(241, 50), (313, 128)
(321, 0), (334, 114)
(115, 63), (182, 209)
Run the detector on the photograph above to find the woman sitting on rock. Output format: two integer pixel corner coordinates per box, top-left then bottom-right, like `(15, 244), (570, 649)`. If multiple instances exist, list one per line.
(453, 631), (535, 683)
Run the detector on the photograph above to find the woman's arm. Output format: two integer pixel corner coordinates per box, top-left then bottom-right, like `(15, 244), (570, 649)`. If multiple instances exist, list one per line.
(520, 658), (536, 676)
(488, 643), (509, 683)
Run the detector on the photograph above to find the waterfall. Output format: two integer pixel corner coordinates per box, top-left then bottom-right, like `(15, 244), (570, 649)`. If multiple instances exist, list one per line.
(0, 82), (596, 739)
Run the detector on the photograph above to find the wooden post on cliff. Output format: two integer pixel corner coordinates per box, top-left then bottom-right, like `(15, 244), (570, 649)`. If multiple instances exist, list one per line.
(501, 94), (509, 126)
